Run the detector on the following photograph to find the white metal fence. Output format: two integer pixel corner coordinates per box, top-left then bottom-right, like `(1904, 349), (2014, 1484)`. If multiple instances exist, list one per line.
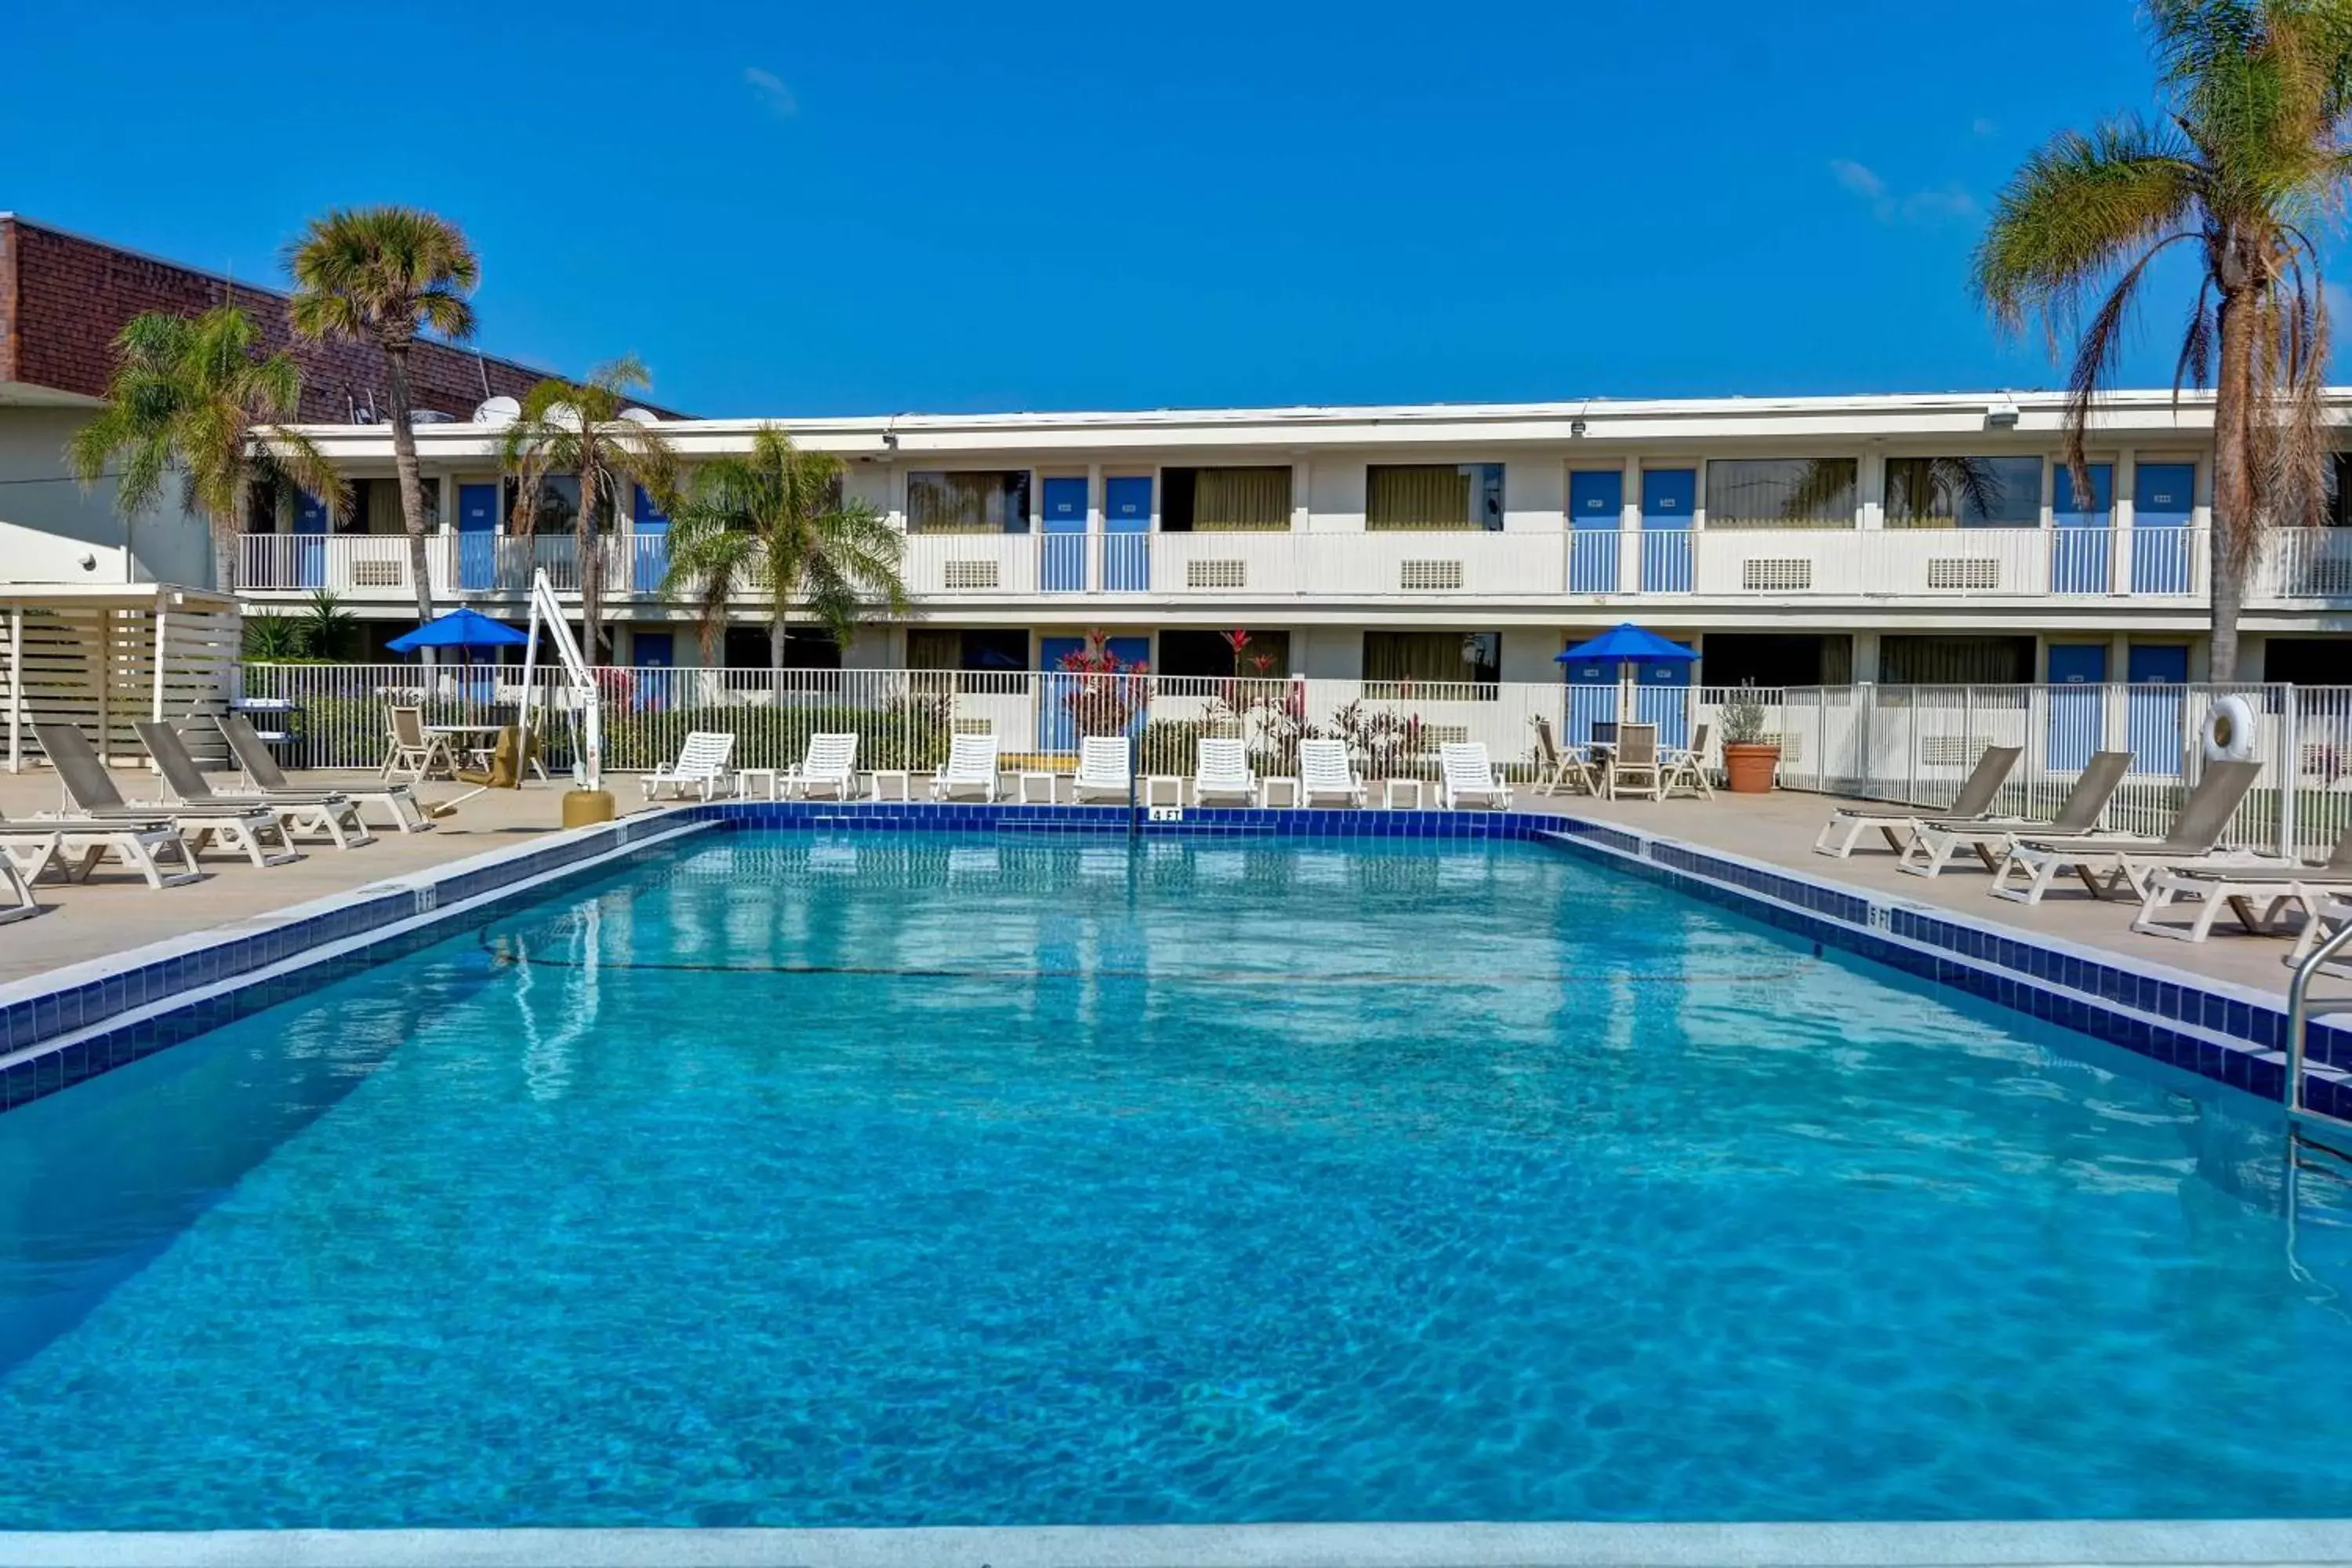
(230, 662), (2352, 855)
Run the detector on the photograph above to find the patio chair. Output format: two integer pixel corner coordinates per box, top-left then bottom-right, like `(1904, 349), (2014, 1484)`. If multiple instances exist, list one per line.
(216, 713), (434, 833)
(31, 722), (297, 869)
(2132, 825), (2352, 944)
(1073, 735), (1131, 804)
(1897, 751), (2133, 880)
(136, 720), (374, 850)
(789, 731), (860, 801)
(931, 732), (1003, 801)
(643, 730), (738, 802)
(1531, 717), (1597, 797)
(1297, 738), (1366, 808)
(1661, 723), (1715, 800)
(1438, 742), (1514, 810)
(1991, 759), (2265, 906)
(2289, 891), (2352, 975)
(1192, 737), (1259, 807)
(383, 706), (455, 785)
(1604, 724), (1664, 801)
(1813, 744), (2023, 858)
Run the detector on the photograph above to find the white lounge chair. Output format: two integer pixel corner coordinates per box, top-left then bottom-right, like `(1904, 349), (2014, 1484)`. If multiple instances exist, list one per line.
(1660, 724), (1715, 800)
(2132, 826), (2352, 943)
(34, 721), (297, 869)
(1297, 739), (1365, 808)
(644, 730), (738, 801)
(1899, 751), (2132, 879)
(1192, 737), (1259, 807)
(217, 713), (434, 833)
(931, 732), (1002, 800)
(2290, 892), (2352, 975)
(1814, 744), (2022, 858)
(0, 809), (191, 891)
(0, 854), (34, 923)
(1991, 760), (2266, 906)
(1603, 724), (1664, 802)
(788, 731), (860, 800)
(1073, 735), (1131, 804)
(138, 720), (373, 850)
(1438, 742), (1513, 810)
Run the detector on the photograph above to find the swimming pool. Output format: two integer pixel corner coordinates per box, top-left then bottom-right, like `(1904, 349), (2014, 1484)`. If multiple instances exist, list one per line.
(0, 828), (2347, 1529)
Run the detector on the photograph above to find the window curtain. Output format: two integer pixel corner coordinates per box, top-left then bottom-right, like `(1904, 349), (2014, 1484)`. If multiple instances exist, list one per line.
(1885, 456), (2042, 528)
(1367, 466), (1470, 531)
(1878, 635), (2034, 684)
(1194, 467), (1292, 532)
(1365, 630), (1476, 684)
(1706, 458), (1856, 530)
(906, 630), (960, 670)
(909, 472), (1025, 535)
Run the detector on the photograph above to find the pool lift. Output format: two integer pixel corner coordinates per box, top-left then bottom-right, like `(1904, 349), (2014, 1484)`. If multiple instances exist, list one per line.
(518, 567), (604, 796)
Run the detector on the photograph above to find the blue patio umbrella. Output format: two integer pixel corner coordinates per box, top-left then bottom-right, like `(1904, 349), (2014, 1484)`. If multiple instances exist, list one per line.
(1555, 622), (1700, 666)
(386, 608), (530, 657)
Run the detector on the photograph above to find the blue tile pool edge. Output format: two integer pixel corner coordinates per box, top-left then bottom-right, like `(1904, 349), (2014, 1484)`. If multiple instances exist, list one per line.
(0, 812), (715, 1116)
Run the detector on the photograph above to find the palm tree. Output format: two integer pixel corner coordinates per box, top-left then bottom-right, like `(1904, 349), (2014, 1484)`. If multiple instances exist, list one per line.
(661, 423), (909, 673)
(499, 357), (679, 659)
(285, 205), (479, 626)
(1973, 0), (2350, 680)
(66, 307), (341, 591)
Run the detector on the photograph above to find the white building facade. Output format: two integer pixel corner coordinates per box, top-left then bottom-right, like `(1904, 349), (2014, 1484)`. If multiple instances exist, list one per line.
(254, 389), (2352, 688)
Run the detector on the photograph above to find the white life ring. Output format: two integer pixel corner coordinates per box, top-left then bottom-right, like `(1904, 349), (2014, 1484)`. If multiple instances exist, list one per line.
(2201, 695), (2257, 763)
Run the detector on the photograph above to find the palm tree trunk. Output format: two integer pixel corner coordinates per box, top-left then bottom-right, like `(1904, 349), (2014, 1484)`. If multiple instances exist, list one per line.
(381, 346), (438, 641)
(209, 509), (238, 594)
(2210, 281), (2256, 682)
(579, 464), (604, 662)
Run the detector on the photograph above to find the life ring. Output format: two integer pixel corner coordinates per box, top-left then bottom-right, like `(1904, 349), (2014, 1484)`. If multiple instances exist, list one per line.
(2201, 695), (2257, 763)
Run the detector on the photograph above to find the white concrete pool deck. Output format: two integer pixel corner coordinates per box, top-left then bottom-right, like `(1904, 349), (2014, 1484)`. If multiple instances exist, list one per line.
(5, 1519), (2352, 1567)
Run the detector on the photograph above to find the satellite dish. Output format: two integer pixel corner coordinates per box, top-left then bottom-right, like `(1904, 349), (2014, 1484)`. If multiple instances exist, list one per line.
(410, 409), (458, 425)
(473, 395), (521, 424)
(543, 401), (583, 429)
(619, 406), (660, 426)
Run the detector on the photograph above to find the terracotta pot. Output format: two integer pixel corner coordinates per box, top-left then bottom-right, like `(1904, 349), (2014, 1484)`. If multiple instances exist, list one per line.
(1722, 742), (1780, 794)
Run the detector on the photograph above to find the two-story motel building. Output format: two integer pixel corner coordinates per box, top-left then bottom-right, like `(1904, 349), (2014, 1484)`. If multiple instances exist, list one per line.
(252, 389), (2352, 691)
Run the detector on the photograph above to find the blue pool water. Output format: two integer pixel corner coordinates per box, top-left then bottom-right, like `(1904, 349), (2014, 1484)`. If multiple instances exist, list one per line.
(1, 829), (2350, 1529)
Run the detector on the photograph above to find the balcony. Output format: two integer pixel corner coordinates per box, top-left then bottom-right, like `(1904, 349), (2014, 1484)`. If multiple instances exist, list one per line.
(239, 534), (657, 600)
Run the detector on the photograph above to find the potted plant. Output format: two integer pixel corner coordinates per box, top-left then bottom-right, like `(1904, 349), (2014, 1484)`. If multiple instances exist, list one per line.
(1718, 682), (1779, 793)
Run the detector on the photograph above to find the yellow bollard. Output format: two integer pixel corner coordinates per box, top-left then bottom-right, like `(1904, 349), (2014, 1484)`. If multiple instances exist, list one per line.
(561, 789), (617, 828)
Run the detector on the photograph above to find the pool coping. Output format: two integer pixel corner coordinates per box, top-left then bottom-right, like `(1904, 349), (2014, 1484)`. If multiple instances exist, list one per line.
(7, 1519), (2352, 1567)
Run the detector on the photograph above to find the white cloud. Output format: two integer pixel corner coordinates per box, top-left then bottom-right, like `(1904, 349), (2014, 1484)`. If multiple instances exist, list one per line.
(744, 67), (797, 118)
(1830, 159), (1979, 227)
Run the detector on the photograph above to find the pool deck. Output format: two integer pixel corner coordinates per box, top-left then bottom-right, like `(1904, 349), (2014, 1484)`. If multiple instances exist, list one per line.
(0, 770), (663, 984)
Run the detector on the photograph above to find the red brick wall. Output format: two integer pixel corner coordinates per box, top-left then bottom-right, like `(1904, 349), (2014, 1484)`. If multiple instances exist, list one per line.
(0, 217), (680, 422)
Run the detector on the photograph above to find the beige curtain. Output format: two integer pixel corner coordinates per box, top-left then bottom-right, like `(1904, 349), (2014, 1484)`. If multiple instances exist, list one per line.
(909, 474), (1006, 535)
(1195, 467), (1292, 532)
(906, 630), (960, 670)
(1366, 466), (1470, 531)
(1364, 631), (1470, 684)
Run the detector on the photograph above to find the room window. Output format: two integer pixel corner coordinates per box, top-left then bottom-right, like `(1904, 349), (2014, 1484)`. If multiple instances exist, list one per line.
(1365, 464), (1504, 531)
(1705, 458), (1857, 529)
(1162, 466), (1292, 532)
(724, 626), (842, 670)
(1878, 634), (2035, 684)
(504, 474), (589, 536)
(907, 471), (1031, 535)
(909, 627), (1029, 673)
(1157, 629), (1293, 679)
(1363, 630), (1499, 688)
(1885, 456), (2042, 528)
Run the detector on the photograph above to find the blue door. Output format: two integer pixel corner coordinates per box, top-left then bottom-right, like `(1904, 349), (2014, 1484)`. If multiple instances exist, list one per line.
(2047, 644), (2107, 771)
(293, 492), (329, 590)
(457, 483), (499, 591)
(1562, 657), (1617, 747)
(1040, 477), (1088, 593)
(1104, 475), (1152, 593)
(1040, 634), (1151, 753)
(1567, 470), (1622, 593)
(2133, 463), (2196, 594)
(2126, 643), (2189, 777)
(2052, 463), (2111, 594)
(1634, 653), (1693, 750)
(631, 486), (670, 597)
(633, 630), (676, 712)
(1641, 470), (1694, 593)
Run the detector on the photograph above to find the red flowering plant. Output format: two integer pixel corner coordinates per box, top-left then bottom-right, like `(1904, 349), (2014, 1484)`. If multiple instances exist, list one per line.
(1056, 630), (1152, 737)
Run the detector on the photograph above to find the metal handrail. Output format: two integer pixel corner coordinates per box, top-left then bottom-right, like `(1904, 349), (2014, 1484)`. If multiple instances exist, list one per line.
(2286, 908), (2352, 1118)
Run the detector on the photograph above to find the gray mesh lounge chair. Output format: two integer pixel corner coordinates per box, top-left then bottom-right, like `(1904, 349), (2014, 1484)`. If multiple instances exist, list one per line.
(218, 713), (433, 833)
(1813, 744), (2023, 858)
(1991, 760), (2264, 906)
(139, 720), (372, 850)
(0, 808), (192, 890)
(33, 722), (297, 869)
(1531, 717), (1597, 797)
(1897, 751), (2132, 879)
(2132, 825), (2352, 943)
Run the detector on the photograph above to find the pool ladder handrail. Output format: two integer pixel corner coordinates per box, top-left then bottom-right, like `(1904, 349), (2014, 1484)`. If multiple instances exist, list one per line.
(2286, 913), (2352, 1128)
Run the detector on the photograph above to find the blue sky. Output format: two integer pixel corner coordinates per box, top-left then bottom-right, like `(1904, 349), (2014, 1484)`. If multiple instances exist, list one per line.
(3, 2), (2263, 416)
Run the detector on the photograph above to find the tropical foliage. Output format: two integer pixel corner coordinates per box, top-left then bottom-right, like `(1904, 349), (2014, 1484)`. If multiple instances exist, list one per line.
(661, 423), (909, 669)
(65, 306), (340, 591)
(286, 205), (481, 626)
(499, 356), (680, 660)
(1973, 0), (2352, 677)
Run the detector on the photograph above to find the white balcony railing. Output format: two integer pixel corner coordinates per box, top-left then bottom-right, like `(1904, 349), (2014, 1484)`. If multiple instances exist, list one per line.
(243, 523), (2352, 606)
